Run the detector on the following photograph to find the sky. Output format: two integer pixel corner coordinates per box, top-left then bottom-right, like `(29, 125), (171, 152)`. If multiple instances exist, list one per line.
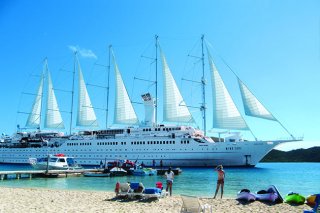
(0, 0), (319, 151)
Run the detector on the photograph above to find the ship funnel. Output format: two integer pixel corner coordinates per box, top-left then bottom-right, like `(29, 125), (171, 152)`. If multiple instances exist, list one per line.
(141, 93), (155, 127)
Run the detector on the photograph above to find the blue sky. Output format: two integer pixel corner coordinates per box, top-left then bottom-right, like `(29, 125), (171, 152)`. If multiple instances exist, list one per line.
(0, 0), (319, 151)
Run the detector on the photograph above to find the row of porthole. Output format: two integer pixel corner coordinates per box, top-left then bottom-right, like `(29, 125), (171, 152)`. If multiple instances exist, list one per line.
(67, 143), (92, 146)
(2, 147), (220, 157)
(143, 127), (181, 132)
(2, 147), (221, 160)
(131, 141), (176, 145)
(96, 149), (127, 152)
(2, 149), (58, 152)
(226, 147), (241, 150)
(2, 152), (161, 159)
(97, 142), (120, 146)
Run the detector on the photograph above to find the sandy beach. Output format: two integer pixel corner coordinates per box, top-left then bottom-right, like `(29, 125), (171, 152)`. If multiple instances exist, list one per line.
(0, 187), (313, 213)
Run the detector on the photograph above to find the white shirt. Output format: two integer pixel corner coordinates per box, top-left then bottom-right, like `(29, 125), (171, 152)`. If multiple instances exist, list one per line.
(165, 171), (174, 181)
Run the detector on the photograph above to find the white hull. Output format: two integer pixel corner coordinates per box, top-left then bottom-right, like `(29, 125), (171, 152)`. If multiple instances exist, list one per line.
(0, 134), (291, 167)
(133, 168), (157, 176)
(28, 155), (83, 170)
(30, 164), (70, 170)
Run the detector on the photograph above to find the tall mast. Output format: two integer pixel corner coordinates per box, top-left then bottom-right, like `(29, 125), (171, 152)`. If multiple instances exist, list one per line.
(106, 45), (112, 128)
(155, 35), (158, 125)
(201, 35), (206, 136)
(40, 57), (48, 131)
(69, 51), (77, 134)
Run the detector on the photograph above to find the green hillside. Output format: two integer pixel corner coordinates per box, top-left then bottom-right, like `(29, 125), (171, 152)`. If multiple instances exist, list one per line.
(261, 146), (320, 162)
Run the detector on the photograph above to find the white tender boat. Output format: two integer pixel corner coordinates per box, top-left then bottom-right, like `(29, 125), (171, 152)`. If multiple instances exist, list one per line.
(83, 171), (110, 177)
(29, 154), (83, 170)
(109, 167), (127, 176)
(133, 167), (157, 176)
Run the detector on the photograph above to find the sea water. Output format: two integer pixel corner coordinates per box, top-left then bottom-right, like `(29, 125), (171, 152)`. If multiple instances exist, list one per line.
(0, 163), (319, 198)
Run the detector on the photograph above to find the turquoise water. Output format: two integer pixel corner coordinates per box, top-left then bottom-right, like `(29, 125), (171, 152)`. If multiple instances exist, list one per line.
(0, 163), (319, 198)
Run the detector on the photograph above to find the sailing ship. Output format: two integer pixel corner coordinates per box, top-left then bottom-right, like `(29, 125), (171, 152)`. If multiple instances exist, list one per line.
(0, 36), (301, 167)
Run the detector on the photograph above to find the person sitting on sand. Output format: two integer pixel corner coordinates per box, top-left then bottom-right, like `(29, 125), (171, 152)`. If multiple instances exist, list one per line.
(164, 167), (174, 196)
(214, 165), (225, 199)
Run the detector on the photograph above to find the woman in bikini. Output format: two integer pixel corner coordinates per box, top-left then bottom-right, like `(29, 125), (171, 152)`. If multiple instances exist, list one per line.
(214, 165), (225, 199)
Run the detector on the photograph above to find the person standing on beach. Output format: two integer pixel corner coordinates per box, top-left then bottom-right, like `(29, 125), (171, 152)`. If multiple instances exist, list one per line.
(214, 165), (225, 199)
(164, 167), (174, 196)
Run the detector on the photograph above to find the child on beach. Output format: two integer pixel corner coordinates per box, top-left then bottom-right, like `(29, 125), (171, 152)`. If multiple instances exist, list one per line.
(214, 165), (225, 199)
(164, 167), (174, 196)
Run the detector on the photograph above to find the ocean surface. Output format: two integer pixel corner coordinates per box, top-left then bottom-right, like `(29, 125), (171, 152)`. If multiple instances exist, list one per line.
(0, 163), (319, 198)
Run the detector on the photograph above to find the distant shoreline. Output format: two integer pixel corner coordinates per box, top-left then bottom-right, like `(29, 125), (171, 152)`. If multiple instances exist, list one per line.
(262, 146), (320, 162)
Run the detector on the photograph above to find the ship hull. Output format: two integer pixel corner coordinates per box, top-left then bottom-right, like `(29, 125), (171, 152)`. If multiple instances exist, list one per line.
(0, 137), (289, 167)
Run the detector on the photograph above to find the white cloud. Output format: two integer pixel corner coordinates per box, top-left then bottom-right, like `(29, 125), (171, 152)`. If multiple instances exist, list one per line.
(68, 45), (77, 52)
(68, 45), (97, 59)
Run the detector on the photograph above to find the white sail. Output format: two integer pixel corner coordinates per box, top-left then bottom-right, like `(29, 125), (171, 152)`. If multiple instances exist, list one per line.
(112, 51), (139, 125)
(44, 70), (65, 129)
(76, 60), (99, 127)
(238, 78), (276, 121)
(160, 49), (194, 123)
(25, 72), (44, 128)
(208, 51), (249, 130)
